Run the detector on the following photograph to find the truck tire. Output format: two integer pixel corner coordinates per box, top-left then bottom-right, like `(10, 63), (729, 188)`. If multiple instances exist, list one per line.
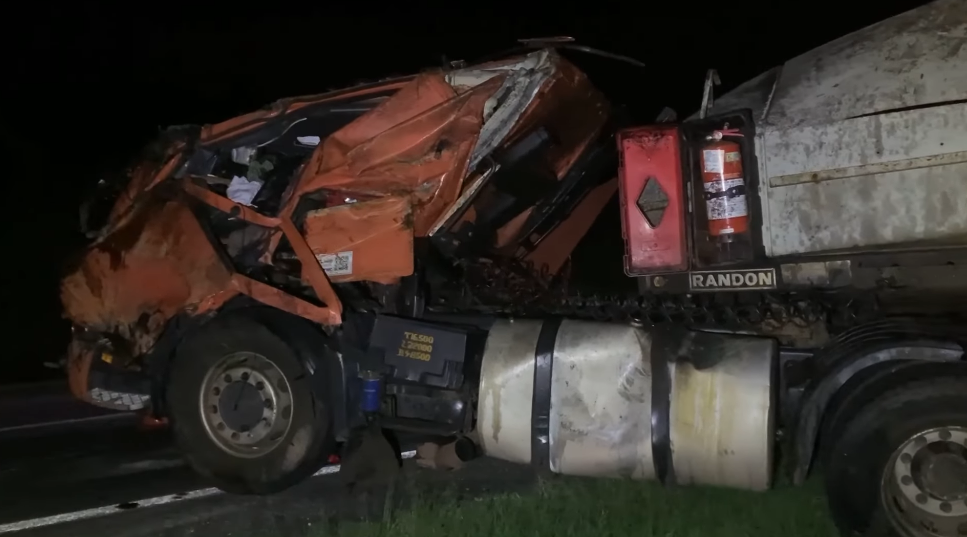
(166, 314), (333, 494)
(824, 378), (967, 537)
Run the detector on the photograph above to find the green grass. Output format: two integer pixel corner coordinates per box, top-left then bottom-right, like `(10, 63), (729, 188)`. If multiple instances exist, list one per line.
(329, 476), (837, 537)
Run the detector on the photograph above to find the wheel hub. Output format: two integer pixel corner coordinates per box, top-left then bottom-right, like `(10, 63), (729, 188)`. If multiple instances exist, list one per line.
(199, 352), (294, 458)
(883, 427), (967, 537)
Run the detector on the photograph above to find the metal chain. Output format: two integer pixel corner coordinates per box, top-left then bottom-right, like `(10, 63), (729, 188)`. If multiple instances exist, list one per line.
(433, 257), (879, 333)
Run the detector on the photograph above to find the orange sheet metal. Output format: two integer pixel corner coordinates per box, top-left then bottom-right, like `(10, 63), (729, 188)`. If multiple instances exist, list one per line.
(61, 198), (235, 357)
(191, 275), (337, 325)
(303, 196), (415, 285)
(286, 72), (504, 237)
(229, 275), (338, 325)
(182, 177), (342, 323)
(524, 178), (618, 275)
(278, 216), (343, 323)
(182, 178), (281, 228)
(451, 54), (611, 273)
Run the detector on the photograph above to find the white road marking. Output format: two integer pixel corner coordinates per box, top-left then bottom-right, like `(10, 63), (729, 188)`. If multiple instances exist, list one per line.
(0, 450), (417, 534)
(0, 414), (136, 436)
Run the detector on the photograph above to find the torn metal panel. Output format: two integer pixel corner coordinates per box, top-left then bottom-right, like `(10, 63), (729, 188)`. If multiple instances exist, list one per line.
(447, 50), (555, 170)
(290, 72), (499, 237)
(61, 198), (235, 356)
(431, 54), (611, 270)
(446, 52), (610, 201)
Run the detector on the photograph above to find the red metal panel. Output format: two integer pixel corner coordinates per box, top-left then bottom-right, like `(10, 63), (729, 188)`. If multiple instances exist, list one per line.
(617, 125), (688, 275)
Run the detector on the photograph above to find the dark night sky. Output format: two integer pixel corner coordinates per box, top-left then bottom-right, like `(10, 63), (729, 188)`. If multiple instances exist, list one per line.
(3, 0), (930, 383)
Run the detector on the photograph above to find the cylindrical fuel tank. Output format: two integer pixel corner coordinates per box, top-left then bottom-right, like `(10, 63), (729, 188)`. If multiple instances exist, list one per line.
(476, 318), (776, 491)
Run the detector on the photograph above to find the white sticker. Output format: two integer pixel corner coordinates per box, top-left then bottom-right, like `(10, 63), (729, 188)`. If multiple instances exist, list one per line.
(705, 177), (744, 194)
(705, 178), (748, 221)
(706, 196), (748, 221)
(703, 149), (724, 173)
(316, 251), (353, 276)
(725, 151), (741, 163)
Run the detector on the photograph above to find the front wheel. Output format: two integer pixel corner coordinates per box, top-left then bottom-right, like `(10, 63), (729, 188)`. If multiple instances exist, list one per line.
(167, 314), (333, 494)
(825, 378), (967, 537)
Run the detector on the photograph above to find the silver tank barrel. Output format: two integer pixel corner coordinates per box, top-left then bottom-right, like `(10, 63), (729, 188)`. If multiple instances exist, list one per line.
(475, 318), (776, 491)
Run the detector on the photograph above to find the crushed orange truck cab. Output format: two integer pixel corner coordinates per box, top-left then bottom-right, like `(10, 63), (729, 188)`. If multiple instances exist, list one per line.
(57, 7), (967, 535)
(62, 49), (613, 410)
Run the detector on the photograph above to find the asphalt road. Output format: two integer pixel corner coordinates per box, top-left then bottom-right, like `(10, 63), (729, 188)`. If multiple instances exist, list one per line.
(0, 381), (199, 529)
(0, 382), (538, 537)
(9, 456), (537, 537)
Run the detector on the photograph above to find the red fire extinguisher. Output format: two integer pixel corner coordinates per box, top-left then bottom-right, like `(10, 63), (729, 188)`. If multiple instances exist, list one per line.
(699, 130), (749, 239)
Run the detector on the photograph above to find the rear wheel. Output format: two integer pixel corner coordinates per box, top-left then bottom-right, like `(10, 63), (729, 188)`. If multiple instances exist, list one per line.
(167, 314), (333, 494)
(825, 378), (967, 537)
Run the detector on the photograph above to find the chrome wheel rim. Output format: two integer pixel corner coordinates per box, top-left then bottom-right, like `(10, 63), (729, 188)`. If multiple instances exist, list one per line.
(882, 426), (967, 537)
(199, 352), (293, 458)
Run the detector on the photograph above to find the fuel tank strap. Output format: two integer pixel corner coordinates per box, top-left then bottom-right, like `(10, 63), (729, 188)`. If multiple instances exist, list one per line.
(531, 317), (562, 471)
(650, 327), (677, 485)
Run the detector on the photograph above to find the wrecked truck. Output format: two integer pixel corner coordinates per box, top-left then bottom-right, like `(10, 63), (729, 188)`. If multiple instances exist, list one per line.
(63, 1), (967, 535)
